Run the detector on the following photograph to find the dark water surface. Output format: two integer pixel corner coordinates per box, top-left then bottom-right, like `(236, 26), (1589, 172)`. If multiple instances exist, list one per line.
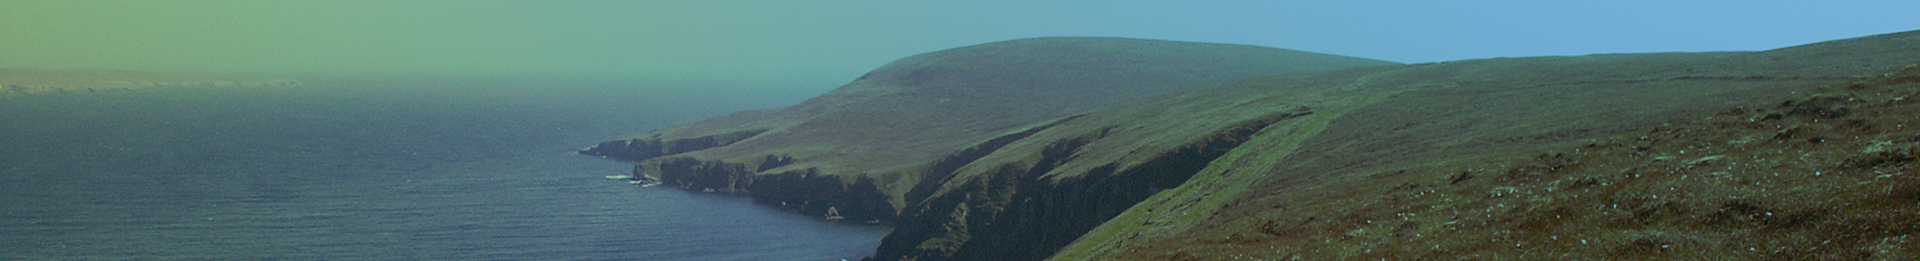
(0, 77), (885, 260)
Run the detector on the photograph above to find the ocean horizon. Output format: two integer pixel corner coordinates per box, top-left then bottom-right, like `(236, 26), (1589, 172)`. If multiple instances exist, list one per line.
(0, 76), (886, 260)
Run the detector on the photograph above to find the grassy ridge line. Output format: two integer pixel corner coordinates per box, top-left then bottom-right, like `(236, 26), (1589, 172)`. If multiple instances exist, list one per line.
(1116, 64), (1920, 260)
(1050, 68), (1407, 260)
(1048, 30), (1920, 260)
(584, 37), (1399, 226)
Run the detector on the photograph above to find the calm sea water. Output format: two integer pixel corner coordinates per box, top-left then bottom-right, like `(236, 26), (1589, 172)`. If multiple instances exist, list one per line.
(0, 77), (886, 260)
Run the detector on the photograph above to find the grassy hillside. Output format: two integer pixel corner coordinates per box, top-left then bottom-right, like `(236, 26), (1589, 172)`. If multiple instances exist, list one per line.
(580, 37), (1398, 224)
(582, 30), (1918, 261)
(1054, 31), (1920, 260)
(1084, 63), (1919, 261)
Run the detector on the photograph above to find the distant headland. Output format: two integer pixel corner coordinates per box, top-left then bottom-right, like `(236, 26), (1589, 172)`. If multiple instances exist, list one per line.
(0, 69), (299, 95)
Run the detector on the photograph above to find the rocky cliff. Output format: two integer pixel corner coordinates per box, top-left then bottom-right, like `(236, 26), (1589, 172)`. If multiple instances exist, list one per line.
(579, 37), (1399, 223)
(589, 30), (1920, 260)
(0, 69), (299, 95)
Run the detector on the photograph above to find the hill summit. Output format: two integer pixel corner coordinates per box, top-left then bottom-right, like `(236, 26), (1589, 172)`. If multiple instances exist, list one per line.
(580, 37), (1397, 223)
(594, 30), (1920, 261)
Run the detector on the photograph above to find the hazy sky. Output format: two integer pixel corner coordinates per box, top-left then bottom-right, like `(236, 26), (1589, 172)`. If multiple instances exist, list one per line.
(3, 0), (1916, 86)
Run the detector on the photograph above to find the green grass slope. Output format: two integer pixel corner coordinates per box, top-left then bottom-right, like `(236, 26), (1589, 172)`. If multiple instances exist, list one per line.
(1052, 30), (1920, 260)
(579, 37), (1398, 223)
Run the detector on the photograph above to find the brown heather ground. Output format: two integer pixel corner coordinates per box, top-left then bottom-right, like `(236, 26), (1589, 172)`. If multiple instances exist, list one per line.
(1126, 65), (1920, 260)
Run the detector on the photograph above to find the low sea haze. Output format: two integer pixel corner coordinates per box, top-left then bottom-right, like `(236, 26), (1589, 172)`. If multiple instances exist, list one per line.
(0, 76), (885, 260)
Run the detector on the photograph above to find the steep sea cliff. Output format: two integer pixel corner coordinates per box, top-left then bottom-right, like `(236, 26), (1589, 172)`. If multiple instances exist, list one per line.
(580, 37), (1399, 225)
(587, 30), (1920, 260)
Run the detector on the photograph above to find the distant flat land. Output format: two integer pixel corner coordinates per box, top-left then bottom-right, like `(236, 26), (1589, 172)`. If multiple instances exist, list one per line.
(0, 69), (298, 95)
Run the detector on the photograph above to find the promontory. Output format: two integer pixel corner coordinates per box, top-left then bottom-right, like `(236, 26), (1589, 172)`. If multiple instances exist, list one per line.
(586, 30), (1920, 260)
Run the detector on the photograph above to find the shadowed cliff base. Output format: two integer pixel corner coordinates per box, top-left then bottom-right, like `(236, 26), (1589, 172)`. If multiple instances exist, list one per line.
(0, 69), (299, 95)
(584, 30), (1920, 261)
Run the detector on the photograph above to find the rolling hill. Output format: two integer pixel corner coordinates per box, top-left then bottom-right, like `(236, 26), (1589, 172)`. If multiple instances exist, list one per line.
(579, 37), (1398, 223)
(587, 30), (1920, 260)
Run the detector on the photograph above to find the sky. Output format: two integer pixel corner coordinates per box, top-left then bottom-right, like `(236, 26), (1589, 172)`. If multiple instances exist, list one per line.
(3, 0), (1917, 87)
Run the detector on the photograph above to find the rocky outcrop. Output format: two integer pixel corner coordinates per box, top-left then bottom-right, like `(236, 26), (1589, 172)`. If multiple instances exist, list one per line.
(579, 129), (768, 162)
(580, 37), (1398, 222)
(0, 69), (299, 95)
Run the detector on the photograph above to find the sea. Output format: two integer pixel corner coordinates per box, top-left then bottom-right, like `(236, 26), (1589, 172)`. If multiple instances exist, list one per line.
(0, 76), (888, 261)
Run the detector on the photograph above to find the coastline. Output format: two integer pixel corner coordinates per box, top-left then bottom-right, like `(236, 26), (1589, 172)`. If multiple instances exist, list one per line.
(0, 68), (299, 95)
(585, 30), (1920, 260)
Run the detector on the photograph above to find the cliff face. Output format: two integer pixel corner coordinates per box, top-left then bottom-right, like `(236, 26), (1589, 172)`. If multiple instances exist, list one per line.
(860, 30), (1917, 260)
(0, 69), (299, 95)
(579, 37), (1399, 223)
(589, 30), (1920, 260)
